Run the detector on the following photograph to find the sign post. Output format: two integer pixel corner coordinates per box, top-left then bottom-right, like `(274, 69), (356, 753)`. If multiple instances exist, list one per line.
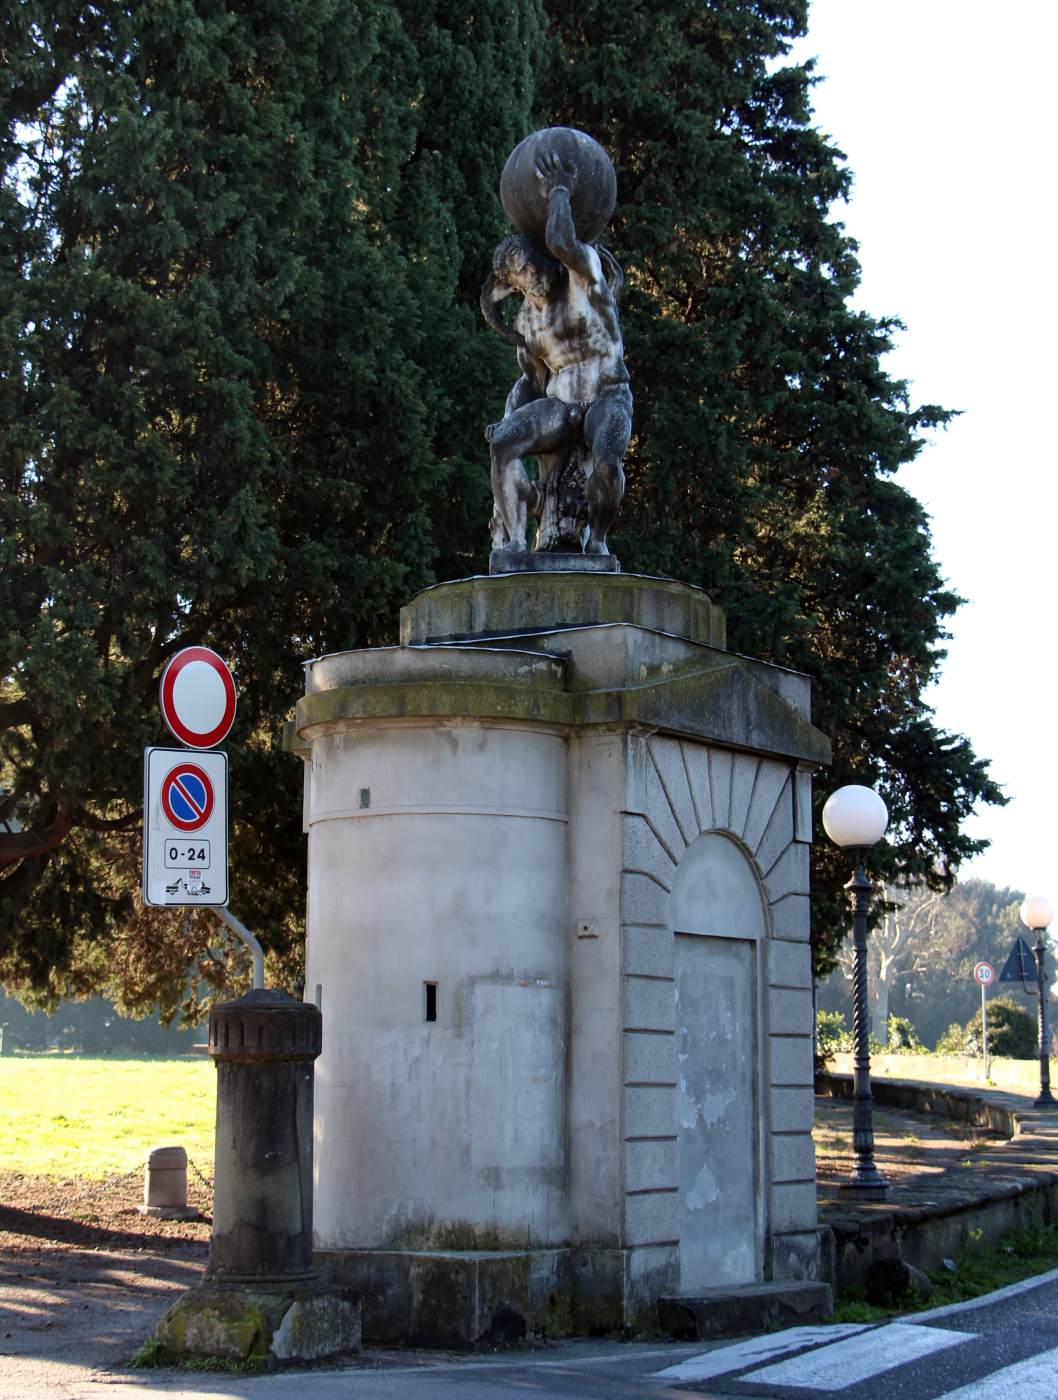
(974, 961), (995, 1080)
(143, 646), (264, 988)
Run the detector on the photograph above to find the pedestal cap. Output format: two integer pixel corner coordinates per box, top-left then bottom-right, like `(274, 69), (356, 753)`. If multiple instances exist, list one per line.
(208, 988), (322, 1064)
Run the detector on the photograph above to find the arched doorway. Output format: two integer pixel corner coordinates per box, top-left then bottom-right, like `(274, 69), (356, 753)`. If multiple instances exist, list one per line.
(671, 831), (767, 1291)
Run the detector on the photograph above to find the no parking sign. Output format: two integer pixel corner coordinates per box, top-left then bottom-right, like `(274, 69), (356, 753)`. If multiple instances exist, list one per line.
(143, 748), (228, 906)
(160, 761), (216, 831)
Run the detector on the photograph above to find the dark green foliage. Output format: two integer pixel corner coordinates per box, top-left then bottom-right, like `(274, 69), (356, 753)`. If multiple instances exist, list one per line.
(0, 0), (541, 1013)
(533, 0), (1003, 973)
(818, 880), (1048, 1049)
(936, 995), (1039, 1060)
(815, 1007), (850, 1059)
(0, 990), (197, 1054)
(885, 1015), (922, 1052)
(2, 0), (1001, 1012)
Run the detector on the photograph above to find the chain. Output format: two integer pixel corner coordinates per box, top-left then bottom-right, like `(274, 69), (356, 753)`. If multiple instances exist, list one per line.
(186, 1154), (214, 1193)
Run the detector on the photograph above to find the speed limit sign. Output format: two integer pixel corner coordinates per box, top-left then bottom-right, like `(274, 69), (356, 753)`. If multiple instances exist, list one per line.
(974, 961), (995, 987)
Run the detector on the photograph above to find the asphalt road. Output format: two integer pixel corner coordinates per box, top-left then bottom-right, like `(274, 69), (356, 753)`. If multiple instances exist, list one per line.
(6, 1265), (1058, 1399)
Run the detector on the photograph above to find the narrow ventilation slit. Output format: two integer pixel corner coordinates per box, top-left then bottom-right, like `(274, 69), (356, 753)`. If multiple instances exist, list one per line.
(424, 982), (438, 1023)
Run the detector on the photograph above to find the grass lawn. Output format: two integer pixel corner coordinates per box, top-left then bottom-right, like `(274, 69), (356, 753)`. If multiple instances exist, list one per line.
(0, 1055), (215, 1179)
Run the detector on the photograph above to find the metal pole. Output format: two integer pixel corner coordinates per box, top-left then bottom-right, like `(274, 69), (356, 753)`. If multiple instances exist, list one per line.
(839, 850), (889, 1199)
(1033, 935), (1055, 1107)
(981, 980), (989, 1082)
(212, 906), (265, 990)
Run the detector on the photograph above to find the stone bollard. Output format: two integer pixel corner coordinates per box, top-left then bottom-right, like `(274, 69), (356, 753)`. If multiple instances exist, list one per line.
(155, 988), (360, 1365)
(141, 1144), (198, 1219)
(208, 988), (320, 1280)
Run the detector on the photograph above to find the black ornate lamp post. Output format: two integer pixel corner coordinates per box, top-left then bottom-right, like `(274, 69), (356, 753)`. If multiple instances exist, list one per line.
(823, 783), (890, 1201)
(1019, 896), (1056, 1108)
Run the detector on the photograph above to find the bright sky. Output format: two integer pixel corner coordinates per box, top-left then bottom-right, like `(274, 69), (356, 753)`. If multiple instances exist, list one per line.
(792, 1), (1058, 900)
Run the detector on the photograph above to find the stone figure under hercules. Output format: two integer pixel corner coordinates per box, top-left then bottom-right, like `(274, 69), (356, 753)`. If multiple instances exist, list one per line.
(481, 129), (632, 562)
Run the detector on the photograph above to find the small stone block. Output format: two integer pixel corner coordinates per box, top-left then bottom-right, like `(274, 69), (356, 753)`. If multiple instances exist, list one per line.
(767, 939), (812, 990)
(623, 976), (674, 1033)
(772, 1180), (819, 1232)
(143, 1143), (189, 1211)
(771, 1229), (828, 1283)
(769, 1085), (816, 1134)
(271, 1290), (363, 1361)
(624, 1084), (676, 1138)
(156, 1282), (360, 1364)
(657, 1280), (832, 1340)
(489, 549), (621, 575)
(768, 986), (813, 1036)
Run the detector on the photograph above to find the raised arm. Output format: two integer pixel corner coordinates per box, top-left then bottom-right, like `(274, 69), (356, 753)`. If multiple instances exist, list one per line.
(535, 151), (602, 287)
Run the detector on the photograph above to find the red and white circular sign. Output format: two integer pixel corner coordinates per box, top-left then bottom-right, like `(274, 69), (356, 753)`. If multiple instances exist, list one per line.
(160, 761), (216, 831)
(974, 961), (995, 987)
(159, 647), (236, 749)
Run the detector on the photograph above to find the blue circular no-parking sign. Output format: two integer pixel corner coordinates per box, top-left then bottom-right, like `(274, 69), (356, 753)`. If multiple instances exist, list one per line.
(161, 762), (215, 832)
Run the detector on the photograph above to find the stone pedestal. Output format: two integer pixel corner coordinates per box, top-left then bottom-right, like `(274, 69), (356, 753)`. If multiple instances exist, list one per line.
(207, 990), (320, 1282)
(489, 549), (620, 575)
(287, 571), (832, 1343)
(155, 990), (360, 1364)
(140, 1144), (198, 1220)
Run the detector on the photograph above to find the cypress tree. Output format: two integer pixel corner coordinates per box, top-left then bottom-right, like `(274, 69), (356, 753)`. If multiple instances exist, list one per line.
(0, 0), (541, 1011)
(1, 0), (1002, 1007)
(535, 0), (1003, 971)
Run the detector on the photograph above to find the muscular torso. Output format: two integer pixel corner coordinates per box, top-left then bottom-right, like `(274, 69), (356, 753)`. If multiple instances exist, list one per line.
(515, 259), (628, 406)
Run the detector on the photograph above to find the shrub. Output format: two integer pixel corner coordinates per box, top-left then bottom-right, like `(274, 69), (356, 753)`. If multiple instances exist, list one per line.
(816, 1009), (852, 1059)
(886, 1015), (926, 1053)
(935, 1022), (969, 1055)
(972, 996), (1039, 1059)
(934, 996), (1038, 1059)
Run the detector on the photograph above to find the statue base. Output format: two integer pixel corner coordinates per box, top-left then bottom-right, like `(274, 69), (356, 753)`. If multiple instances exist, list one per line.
(489, 548), (620, 576)
(290, 572), (832, 1344)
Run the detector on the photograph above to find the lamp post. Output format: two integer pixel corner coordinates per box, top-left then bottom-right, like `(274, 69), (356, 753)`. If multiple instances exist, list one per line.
(1019, 895), (1056, 1108)
(823, 783), (890, 1200)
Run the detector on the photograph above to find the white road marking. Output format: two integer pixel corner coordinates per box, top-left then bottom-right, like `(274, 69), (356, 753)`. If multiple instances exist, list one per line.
(650, 1323), (873, 1382)
(912, 1265), (1058, 1323)
(741, 1321), (974, 1390)
(535, 1345), (713, 1367)
(934, 1343), (1058, 1398)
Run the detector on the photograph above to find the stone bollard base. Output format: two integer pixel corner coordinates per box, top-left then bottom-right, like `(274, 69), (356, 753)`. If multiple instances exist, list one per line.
(138, 1204), (200, 1221)
(155, 1280), (360, 1365)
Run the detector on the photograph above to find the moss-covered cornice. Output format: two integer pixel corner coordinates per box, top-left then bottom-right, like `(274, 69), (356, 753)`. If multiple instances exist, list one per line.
(575, 659), (831, 765)
(288, 647), (830, 766)
(296, 678), (574, 735)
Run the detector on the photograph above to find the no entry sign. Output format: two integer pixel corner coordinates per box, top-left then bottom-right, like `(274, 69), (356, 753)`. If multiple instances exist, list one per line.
(159, 647), (236, 749)
(143, 747), (228, 906)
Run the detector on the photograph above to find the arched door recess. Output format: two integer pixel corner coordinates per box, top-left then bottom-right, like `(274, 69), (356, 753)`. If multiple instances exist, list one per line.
(671, 832), (767, 1291)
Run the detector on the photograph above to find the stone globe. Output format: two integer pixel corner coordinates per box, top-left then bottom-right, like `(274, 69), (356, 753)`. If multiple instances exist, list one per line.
(500, 127), (617, 247)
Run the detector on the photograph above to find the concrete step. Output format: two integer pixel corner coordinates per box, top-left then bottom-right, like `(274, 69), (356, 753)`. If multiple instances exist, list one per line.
(658, 1280), (832, 1340)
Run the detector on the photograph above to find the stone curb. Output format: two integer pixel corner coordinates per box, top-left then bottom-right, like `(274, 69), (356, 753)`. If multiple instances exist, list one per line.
(815, 1071), (1058, 1290)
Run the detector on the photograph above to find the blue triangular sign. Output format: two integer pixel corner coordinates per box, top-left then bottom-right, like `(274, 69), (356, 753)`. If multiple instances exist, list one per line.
(998, 937), (1037, 988)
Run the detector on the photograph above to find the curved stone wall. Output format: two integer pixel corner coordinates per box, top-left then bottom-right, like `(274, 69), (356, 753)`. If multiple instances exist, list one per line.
(305, 716), (570, 1250)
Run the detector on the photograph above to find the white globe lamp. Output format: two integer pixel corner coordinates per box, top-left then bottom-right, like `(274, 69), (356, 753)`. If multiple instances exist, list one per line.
(823, 782), (890, 1199)
(1020, 895), (1054, 931)
(822, 785), (889, 849)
